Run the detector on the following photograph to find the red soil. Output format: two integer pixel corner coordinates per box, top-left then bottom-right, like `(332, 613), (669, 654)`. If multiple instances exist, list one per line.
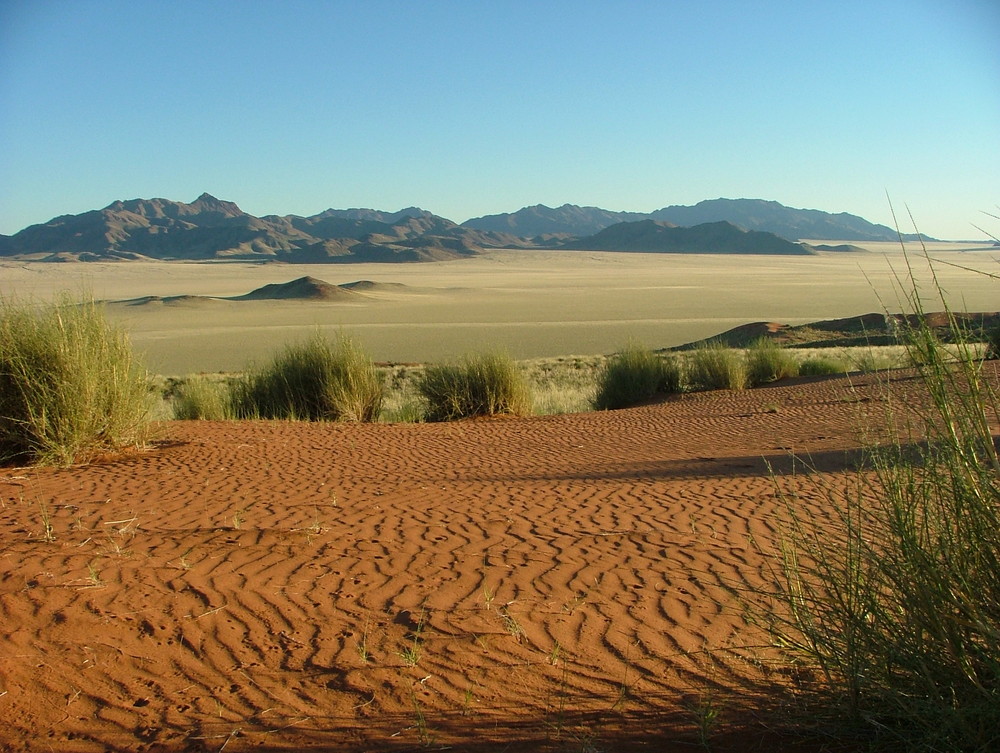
(0, 369), (977, 752)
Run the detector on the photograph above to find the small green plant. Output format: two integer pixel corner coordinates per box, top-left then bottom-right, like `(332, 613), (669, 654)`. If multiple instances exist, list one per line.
(745, 338), (799, 386)
(547, 640), (562, 666)
(231, 506), (247, 530)
(417, 351), (531, 421)
(686, 341), (748, 391)
(593, 342), (682, 409)
(498, 604), (525, 642)
(231, 333), (383, 422)
(687, 691), (720, 749)
(399, 609), (426, 667)
(0, 294), (153, 465)
(409, 689), (434, 746)
(357, 619), (371, 664)
(85, 560), (104, 588)
(37, 501), (55, 542)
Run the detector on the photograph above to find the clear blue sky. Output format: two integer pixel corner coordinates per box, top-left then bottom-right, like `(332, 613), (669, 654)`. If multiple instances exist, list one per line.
(2, 0), (997, 239)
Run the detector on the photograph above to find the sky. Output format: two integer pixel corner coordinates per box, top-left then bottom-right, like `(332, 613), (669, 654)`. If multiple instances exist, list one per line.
(1, 0), (998, 240)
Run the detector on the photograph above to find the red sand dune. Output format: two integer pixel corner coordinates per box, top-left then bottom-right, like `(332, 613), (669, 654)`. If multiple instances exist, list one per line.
(0, 370), (985, 752)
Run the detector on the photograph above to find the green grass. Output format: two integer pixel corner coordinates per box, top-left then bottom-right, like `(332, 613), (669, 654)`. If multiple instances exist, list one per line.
(593, 342), (682, 409)
(417, 351), (532, 421)
(0, 295), (154, 466)
(685, 341), (748, 391)
(756, 259), (1000, 750)
(231, 333), (383, 422)
(797, 354), (850, 376)
(745, 338), (800, 387)
(171, 375), (234, 420)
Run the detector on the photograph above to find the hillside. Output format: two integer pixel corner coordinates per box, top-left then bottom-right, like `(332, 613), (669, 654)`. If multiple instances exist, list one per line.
(463, 198), (928, 242)
(562, 219), (813, 255)
(672, 311), (1000, 349)
(0, 194), (524, 263)
(0, 194), (934, 262)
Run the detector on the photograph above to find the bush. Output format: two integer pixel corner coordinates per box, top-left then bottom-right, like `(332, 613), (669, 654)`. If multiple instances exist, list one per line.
(232, 334), (383, 421)
(172, 376), (234, 420)
(759, 305), (1000, 750)
(0, 295), (153, 465)
(745, 338), (800, 386)
(417, 351), (531, 421)
(593, 343), (682, 409)
(686, 341), (748, 391)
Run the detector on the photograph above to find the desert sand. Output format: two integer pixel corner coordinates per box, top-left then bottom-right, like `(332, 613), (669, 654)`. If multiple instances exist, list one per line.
(2, 244), (997, 373)
(1, 366), (980, 752)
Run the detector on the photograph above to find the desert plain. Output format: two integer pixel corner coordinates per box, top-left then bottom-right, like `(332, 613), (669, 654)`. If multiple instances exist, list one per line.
(1, 242), (997, 374)
(0, 243), (998, 752)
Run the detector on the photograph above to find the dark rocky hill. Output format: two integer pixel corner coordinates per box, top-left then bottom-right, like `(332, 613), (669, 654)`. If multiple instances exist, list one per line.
(562, 219), (813, 255)
(463, 198), (928, 242)
(0, 194), (524, 263)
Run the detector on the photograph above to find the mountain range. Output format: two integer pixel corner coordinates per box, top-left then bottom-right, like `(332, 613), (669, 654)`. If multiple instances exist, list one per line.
(0, 194), (929, 263)
(463, 198), (925, 242)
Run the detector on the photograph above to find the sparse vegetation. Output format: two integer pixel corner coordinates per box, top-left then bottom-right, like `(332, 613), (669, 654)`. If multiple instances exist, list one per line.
(417, 351), (532, 421)
(797, 354), (850, 376)
(685, 341), (748, 391)
(757, 259), (1000, 751)
(745, 338), (800, 386)
(0, 295), (154, 466)
(593, 342), (682, 409)
(171, 375), (233, 420)
(231, 333), (383, 421)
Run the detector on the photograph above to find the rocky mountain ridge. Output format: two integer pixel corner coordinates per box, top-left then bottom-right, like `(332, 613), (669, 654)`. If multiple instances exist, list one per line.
(0, 194), (928, 262)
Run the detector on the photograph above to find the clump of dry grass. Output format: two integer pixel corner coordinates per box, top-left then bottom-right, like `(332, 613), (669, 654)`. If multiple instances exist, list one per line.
(417, 351), (532, 421)
(0, 294), (154, 465)
(593, 342), (682, 409)
(231, 333), (383, 422)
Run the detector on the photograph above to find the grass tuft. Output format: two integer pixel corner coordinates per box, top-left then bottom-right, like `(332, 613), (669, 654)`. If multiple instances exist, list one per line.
(593, 342), (682, 409)
(417, 351), (532, 421)
(0, 294), (153, 466)
(756, 246), (1000, 751)
(686, 341), (748, 391)
(231, 333), (383, 422)
(745, 338), (800, 387)
(172, 376), (234, 420)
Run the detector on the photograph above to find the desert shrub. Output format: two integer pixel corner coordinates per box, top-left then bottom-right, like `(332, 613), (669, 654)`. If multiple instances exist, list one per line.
(593, 343), (682, 409)
(417, 351), (531, 421)
(798, 354), (849, 376)
(758, 302), (1000, 750)
(686, 341), (747, 391)
(0, 295), (153, 465)
(745, 338), (800, 386)
(232, 334), (383, 421)
(172, 376), (234, 420)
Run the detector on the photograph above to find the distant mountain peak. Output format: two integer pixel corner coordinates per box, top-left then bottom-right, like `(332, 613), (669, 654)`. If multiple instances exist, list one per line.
(189, 193), (244, 216)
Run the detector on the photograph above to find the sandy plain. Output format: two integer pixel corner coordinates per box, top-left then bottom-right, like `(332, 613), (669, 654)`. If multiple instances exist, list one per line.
(1, 242), (997, 374)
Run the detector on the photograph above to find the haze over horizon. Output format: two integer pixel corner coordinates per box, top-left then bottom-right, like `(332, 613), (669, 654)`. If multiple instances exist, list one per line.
(2, 0), (997, 241)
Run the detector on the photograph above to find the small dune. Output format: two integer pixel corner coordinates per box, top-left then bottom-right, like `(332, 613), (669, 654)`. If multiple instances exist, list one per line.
(113, 294), (223, 307)
(339, 279), (411, 292)
(231, 275), (365, 301)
